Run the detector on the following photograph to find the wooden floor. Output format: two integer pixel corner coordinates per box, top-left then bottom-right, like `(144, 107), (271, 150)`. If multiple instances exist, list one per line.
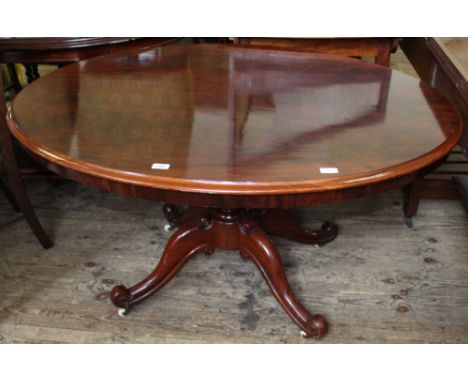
(0, 48), (467, 343)
(0, 180), (467, 343)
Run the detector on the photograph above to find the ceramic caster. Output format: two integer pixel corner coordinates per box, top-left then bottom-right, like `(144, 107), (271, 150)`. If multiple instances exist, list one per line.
(164, 223), (175, 232)
(118, 308), (128, 317)
(300, 330), (308, 338)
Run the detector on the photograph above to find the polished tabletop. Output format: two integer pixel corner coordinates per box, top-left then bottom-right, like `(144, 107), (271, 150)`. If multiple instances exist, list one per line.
(8, 44), (463, 195)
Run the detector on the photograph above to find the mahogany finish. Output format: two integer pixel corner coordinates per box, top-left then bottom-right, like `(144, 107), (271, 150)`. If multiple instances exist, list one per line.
(112, 208), (330, 338)
(6, 44), (463, 338)
(163, 205), (338, 246)
(259, 209), (337, 245)
(7, 45), (462, 201)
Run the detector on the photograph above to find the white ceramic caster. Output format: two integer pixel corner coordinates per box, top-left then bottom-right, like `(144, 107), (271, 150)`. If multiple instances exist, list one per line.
(164, 223), (174, 232)
(300, 330), (308, 338)
(118, 308), (128, 317)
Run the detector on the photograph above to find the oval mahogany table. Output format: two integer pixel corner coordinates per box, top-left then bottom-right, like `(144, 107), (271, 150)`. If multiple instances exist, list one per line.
(6, 44), (463, 339)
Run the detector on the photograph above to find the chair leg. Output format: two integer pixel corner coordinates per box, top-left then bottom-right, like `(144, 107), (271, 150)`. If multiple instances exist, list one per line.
(403, 179), (423, 219)
(6, 175), (53, 249)
(1, 155), (53, 249)
(453, 176), (468, 214)
(1, 75), (53, 249)
(0, 176), (20, 212)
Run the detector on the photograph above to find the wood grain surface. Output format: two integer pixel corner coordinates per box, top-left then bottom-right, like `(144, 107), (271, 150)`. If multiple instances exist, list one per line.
(7, 44), (462, 205)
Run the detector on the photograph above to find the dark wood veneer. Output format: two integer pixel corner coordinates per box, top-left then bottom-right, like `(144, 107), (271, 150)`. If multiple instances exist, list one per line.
(112, 207), (332, 338)
(7, 45), (462, 200)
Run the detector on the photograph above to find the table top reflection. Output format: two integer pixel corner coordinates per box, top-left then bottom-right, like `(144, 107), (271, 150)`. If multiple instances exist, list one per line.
(8, 44), (462, 195)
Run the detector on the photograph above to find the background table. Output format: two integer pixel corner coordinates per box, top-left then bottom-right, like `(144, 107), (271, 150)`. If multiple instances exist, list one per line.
(7, 44), (462, 338)
(232, 38), (399, 67)
(401, 37), (468, 211)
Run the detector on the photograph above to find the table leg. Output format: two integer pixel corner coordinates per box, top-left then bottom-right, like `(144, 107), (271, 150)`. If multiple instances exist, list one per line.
(113, 208), (337, 338)
(162, 204), (339, 246)
(111, 216), (215, 312)
(239, 222), (328, 338)
(258, 208), (338, 246)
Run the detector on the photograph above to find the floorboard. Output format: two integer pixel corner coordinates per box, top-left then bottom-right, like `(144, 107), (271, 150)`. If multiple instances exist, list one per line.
(0, 180), (467, 343)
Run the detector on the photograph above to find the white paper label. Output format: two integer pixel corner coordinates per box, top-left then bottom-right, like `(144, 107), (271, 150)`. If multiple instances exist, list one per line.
(151, 163), (171, 170)
(320, 167), (339, 174)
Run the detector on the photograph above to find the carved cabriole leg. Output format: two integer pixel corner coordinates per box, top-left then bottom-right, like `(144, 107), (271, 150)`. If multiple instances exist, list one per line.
(238, 223), (328, 338)
(111, 217), (215, 310)
(259, 208), (338, 246)
(112, 208), (335, 338)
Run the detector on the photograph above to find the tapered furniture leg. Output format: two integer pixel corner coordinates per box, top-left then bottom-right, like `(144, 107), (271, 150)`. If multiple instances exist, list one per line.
(453, 176), (468, 214)
(239, 223), (328, 338)
(259, 208), (338, 246)
(0, 162), (53, 249)
(111, 217), (215, 311)
(403, 179), (423, 218)
(0, 79), (52, 249)
(0, 177), (20, 211)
